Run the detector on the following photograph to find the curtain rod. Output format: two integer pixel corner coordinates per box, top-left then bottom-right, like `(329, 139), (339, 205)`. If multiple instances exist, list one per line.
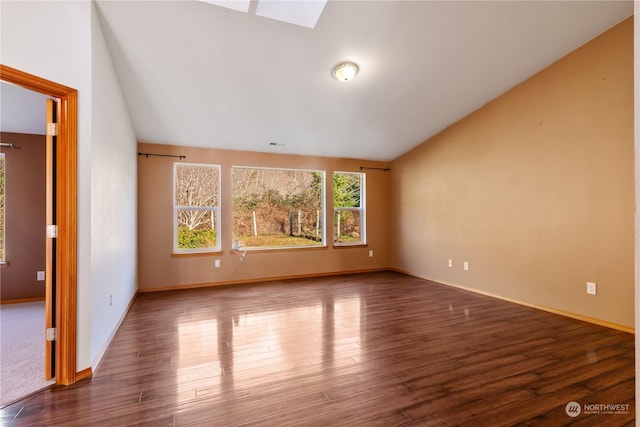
(360, 166), (390, 172)
(138, 152), (186, 160)
(0, 142), (16, 149)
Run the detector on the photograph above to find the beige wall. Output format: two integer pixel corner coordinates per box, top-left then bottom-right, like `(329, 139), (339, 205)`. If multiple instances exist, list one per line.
(391, 18), (634, 328)
(138, 143), (391, 290)
(0, 132), (46, 301)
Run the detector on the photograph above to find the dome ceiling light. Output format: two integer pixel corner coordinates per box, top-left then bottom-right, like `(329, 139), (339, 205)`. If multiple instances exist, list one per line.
(332, 62), (359, 82)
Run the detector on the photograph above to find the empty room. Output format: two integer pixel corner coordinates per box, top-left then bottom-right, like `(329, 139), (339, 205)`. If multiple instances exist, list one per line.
(0, 0), (638, 425)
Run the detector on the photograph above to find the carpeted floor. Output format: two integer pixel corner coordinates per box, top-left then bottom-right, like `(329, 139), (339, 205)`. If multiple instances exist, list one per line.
(0, 301), (55, 407)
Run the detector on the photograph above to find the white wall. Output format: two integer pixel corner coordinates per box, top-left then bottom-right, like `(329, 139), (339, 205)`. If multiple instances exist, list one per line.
(0, 0), (137, 372)
(89, 2), (137, 368)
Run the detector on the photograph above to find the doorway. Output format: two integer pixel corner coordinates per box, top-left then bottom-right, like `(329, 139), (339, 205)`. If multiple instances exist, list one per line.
(0, 64), (78, 386)
(0, 113), (53, 405)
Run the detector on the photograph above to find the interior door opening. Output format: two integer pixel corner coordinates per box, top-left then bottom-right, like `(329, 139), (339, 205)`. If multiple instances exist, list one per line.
(1, 64), (78, 386)
(0, 123), (54, 405)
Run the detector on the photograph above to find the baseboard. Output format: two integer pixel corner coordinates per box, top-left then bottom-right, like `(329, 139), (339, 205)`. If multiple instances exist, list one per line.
(1, 297), (45, 305)
(90, 290), (138, 374)
(390, 268), (634, 334)
(75, 367), (92, 382)
(138, 268), (389, 293)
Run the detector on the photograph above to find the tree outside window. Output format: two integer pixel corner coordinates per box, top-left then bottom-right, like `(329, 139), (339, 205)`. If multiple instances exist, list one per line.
(232, 167), (325, 249)
(174, 163), (220, 252)
(333, 172), (366, 245)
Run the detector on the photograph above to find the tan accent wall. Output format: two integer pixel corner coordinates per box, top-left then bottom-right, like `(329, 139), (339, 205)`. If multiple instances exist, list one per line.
(391, 18), (634, 328)
(138, 143), (391, 290)
(0, 132), (46, 301)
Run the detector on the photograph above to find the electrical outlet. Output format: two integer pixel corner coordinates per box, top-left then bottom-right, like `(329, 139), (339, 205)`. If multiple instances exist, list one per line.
(369, 250), (374, 257)
(448, 259), (453, 268)
(109, 294), (113, 306)
(587, 282), (597, 295)
(215, 259), (221, 268)
(463, 261), (469, 271)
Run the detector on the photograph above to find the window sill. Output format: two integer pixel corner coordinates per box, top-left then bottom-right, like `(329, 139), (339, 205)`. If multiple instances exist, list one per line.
(171, 251), (223, 258)
(238, 246), (327, 254)
(0, 261), (8, 269)
(333, 244), (367, 249)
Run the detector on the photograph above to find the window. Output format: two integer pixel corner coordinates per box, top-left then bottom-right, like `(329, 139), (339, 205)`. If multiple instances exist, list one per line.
(333, 171), (365, 245)
(232, 167), (324, 249)
(0, 154), (4, 261)
(174, 163), (221, 253)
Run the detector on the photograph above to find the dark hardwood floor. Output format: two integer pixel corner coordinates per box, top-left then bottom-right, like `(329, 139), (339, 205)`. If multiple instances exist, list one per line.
(1, 271), (634, 426)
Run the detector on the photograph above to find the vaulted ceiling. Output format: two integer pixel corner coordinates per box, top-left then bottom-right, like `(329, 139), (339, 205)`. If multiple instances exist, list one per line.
(3, 1), (634, 161)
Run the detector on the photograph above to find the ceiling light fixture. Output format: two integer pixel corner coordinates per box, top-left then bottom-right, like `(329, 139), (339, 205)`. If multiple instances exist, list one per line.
(332, 62), (359, 82)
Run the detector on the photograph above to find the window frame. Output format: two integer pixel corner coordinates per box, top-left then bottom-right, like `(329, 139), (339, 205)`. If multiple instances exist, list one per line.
(333, 171), (366, 246)
(173, 162), (221, 254)
(231, 165), (326, 250)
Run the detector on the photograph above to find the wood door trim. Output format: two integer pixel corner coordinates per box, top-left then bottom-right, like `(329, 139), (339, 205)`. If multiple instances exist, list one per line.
(0, 64), (78, 385)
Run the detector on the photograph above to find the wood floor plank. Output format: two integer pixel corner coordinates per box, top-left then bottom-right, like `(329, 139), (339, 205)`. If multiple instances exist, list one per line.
(1, 271), (634, 425)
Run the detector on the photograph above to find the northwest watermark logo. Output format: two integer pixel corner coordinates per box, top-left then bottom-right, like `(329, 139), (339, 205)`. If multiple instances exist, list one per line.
(565, 401), (630, 417)
(565, 401), (581, 417)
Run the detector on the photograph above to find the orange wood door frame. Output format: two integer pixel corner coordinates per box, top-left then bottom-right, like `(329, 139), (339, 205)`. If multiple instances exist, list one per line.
(0, 64), (78, 385)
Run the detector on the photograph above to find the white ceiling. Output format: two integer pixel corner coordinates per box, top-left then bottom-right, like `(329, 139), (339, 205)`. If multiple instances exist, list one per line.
(2, 1), (634, 161)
